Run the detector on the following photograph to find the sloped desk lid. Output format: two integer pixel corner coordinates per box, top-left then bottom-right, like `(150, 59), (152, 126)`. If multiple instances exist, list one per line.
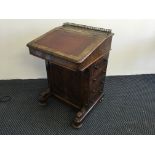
(27, 23), (113, 64)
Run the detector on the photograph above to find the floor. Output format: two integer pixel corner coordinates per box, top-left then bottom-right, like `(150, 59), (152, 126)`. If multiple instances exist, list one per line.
(0, 74), (155, 135)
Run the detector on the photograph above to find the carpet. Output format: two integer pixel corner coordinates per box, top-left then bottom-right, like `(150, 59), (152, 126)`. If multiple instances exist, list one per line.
(0, 74), (155, 135)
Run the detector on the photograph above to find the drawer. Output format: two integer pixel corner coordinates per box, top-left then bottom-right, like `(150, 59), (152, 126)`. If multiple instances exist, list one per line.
(90, 58), (107, 78)
(90, 72), (106, 89)
(89, 84), (104, 104)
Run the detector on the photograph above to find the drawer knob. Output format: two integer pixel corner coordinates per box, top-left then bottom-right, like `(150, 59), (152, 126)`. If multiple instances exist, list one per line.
(94, 65), (99, 69)
(93, 78), (97, 81)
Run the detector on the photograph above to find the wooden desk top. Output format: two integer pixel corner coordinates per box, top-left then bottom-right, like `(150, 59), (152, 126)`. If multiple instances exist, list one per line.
(27, 23), (113, 63)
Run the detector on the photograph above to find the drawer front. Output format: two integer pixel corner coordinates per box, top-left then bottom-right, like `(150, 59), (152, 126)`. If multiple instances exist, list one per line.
(90, 72), (106, 90)
(89, 84), (104, 104)
(90, 58), (107, 78)
(89, 74), (105, 104)
(88, 57), (107, 104)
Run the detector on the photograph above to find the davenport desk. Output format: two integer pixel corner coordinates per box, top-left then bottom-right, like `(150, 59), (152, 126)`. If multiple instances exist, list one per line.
(27, 23), (114, 128)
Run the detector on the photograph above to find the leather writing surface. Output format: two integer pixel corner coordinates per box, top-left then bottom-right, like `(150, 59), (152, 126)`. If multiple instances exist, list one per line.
(35, 29), (95, 57)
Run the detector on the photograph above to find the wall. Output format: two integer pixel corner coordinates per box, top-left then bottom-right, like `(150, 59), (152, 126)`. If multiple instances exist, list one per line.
(0, 19), (155, 79)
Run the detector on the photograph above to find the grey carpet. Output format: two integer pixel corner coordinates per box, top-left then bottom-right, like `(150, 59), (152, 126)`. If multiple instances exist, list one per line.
(0, 74), (155, 135)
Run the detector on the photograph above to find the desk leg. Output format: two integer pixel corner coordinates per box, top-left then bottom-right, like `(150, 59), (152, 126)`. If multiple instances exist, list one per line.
(39, 61), (52, 106)
(72, 93), (104, 129)
(39, 88), (51, 106)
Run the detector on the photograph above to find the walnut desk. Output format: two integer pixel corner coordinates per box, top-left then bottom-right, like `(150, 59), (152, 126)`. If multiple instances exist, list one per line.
(27, 23), (114, 128)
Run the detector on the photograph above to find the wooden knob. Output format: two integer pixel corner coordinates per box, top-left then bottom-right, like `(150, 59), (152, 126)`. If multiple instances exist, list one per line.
(94, 65), (99, 69)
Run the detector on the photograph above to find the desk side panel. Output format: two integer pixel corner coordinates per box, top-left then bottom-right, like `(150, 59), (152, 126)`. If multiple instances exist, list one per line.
(49, 64), (89, 108)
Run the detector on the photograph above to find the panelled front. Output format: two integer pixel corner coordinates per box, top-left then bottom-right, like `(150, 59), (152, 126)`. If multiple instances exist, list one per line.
(49, 63), (82, 108)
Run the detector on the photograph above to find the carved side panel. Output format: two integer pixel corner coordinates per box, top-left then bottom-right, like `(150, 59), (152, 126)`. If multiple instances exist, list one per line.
(50, 64), (83, 108)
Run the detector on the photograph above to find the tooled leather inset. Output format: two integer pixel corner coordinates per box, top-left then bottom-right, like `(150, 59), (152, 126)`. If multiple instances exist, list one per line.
(35, 29), (95, 57)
